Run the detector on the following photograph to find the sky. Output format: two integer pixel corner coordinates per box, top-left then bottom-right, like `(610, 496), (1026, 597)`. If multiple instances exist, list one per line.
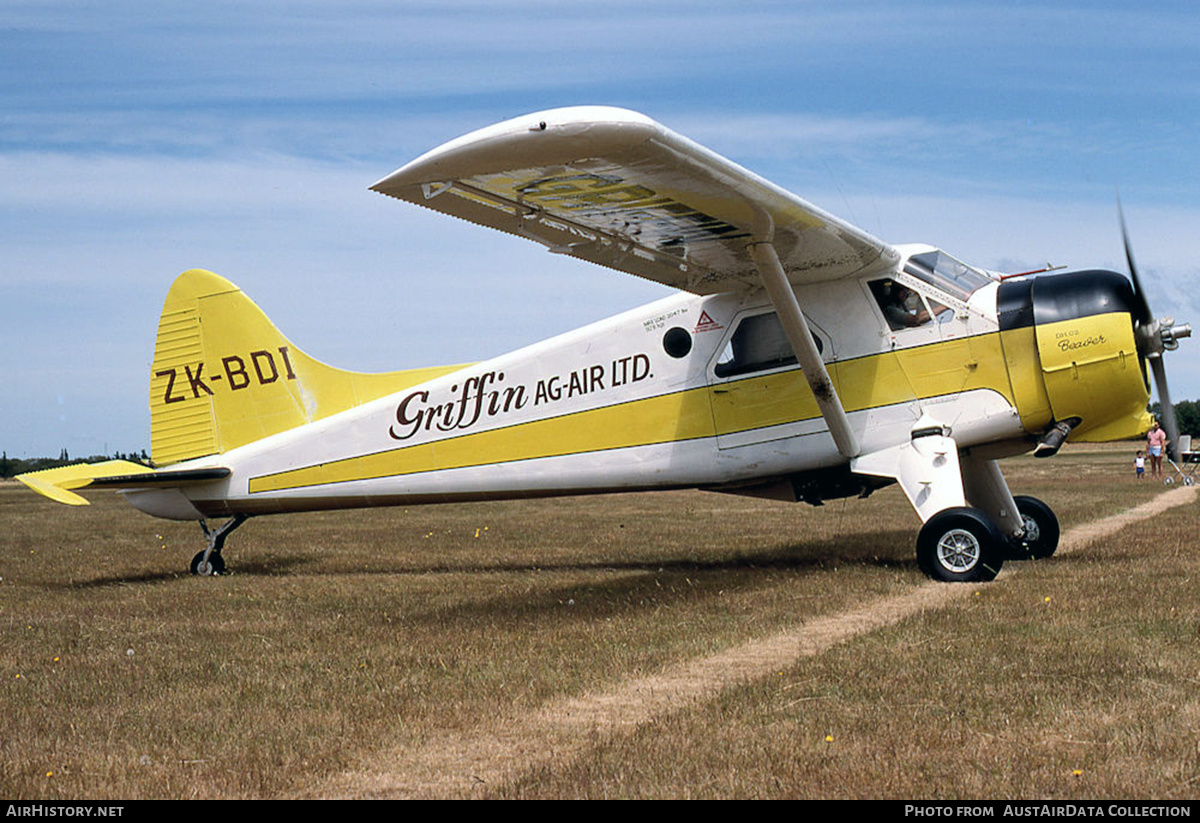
(3, 0), (1198, 458)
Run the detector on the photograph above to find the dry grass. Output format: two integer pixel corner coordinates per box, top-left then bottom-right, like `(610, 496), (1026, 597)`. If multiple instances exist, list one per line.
(0, 444), (1193, 799)
(499, 494), (1200, 799)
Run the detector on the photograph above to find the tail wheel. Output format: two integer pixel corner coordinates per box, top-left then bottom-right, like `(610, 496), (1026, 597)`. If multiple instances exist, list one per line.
(917, 507), (1004, 583)
(1009, 495), (1060, 560)
(190, 515), (247, 576)
(190, 550), (226, 576)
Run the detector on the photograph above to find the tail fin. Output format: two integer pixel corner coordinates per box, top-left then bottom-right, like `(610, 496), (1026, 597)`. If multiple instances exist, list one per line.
(150, 270), (464, 466)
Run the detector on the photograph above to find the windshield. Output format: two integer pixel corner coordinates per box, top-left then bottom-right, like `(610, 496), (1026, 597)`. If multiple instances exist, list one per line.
(904, 250), (992, 302)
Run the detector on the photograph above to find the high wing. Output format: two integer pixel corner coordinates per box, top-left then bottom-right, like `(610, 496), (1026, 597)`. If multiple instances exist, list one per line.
(371, 106), (899, 294)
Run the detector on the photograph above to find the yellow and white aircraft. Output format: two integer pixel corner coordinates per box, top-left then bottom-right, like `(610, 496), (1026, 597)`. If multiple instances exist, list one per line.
(18, 107), (1192, 582)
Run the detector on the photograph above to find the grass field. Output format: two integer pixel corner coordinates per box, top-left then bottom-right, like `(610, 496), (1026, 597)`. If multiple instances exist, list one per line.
(2, 445), (1197, 799)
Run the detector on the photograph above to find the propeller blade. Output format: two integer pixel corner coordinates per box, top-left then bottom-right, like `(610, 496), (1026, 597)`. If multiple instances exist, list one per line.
(1149, 356), (1181, 464)
(1119, 197), (1184, 463)
(1118, 197), (1154, 326)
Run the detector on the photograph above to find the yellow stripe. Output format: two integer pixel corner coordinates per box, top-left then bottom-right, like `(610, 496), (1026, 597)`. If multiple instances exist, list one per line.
(250, 330), (1024, 494)
(712, 332), (1016, 435)
(249, 386), (716, 493)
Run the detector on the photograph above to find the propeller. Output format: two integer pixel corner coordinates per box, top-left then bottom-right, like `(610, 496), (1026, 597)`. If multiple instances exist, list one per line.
(1119, 200), (1191, 462)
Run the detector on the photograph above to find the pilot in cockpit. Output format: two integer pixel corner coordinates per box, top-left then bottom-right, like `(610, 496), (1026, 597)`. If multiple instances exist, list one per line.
(873, 280), (930, 330)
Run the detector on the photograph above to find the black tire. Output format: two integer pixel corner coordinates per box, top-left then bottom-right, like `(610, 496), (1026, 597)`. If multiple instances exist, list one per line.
(190, 550), (226, 576)
(1008, 495), (1060, 560)
(917, 507), (1005, 583)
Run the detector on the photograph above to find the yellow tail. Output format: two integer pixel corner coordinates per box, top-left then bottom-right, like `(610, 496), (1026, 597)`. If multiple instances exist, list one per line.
(150, 269), (465, 466)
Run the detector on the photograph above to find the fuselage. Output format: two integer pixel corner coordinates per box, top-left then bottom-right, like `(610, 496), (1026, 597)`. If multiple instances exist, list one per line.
(124, 249), (1151, 520)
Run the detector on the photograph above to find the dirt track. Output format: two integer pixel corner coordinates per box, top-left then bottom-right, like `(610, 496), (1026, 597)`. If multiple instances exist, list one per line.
(316, 486), (1197, 799)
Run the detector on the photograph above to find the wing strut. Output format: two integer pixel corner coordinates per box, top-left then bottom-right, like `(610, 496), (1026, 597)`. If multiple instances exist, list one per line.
(747, 239), (861, 459)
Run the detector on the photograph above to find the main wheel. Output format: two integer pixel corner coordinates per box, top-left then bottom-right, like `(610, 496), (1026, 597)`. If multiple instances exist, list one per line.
(917, 507), (1004, 583)
(190, 550), (227, 576)
(1008, 495), (1060, 560)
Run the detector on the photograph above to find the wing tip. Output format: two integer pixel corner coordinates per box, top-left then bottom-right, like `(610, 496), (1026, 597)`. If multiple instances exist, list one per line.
(371, 106), (663, 195)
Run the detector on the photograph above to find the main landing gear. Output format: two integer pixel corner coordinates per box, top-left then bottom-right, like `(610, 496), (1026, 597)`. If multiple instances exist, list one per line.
(853, 429), (1060, 584)
(915, 495), (1059, 583)
(190, 514), (249, 576)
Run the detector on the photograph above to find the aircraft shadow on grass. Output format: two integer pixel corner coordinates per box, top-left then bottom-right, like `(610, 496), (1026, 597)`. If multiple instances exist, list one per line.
(63, 532), (916, 597)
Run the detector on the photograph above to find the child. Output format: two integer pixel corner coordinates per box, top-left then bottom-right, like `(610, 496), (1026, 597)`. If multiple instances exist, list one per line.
(1135, 450), (1146, 479)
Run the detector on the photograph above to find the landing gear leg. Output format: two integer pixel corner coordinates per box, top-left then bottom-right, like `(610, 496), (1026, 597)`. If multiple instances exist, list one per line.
(960, 454), (1059, 561)
(960, 454), (1023, 540)
(852, 429), (1007, 582)
(191, 514), (249, 576)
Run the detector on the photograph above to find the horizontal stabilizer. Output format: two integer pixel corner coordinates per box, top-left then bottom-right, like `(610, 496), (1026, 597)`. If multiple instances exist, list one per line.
(16, 460), (230, 506)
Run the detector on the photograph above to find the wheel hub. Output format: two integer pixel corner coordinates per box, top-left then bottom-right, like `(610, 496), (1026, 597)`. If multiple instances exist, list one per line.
(936, 528), (981, 572)
(1020, 514), (1040, 545)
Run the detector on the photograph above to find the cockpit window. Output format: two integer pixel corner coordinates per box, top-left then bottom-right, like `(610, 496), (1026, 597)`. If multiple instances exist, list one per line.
(904, 250), (992, 302)
(714, 311), (822, 378)
(870, 279), (932, 330)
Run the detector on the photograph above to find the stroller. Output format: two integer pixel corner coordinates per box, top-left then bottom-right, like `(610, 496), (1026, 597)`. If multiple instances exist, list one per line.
(1163, 434), (1198, 487)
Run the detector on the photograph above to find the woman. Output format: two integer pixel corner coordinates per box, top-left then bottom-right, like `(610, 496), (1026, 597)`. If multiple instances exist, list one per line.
(1146, 421), (1169, 478)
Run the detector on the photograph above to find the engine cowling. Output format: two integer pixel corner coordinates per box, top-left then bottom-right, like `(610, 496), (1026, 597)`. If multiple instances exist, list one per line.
(998, 271), (1151, 442)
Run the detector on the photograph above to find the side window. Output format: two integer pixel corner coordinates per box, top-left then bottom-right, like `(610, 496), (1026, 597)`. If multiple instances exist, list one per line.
(714, 311), (822, 378)
(869, 279), (933, 331)
(928, 297), (955, 324)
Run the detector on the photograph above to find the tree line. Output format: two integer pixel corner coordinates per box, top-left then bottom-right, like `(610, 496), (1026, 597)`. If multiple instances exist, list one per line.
(1150, 400), (1200, 443)
(1, 449), (150, 479)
